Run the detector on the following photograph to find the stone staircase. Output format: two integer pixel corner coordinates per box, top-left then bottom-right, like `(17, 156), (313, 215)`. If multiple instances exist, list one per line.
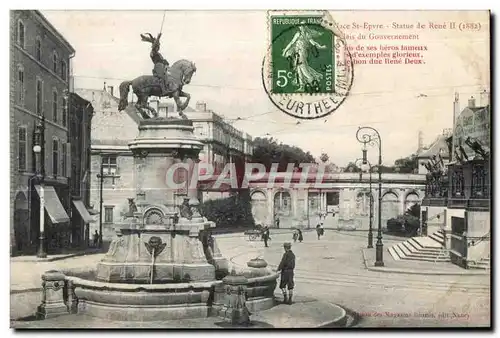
(468, 256), (490, 270)
(389, 232), (450, 262)
(428, 229), (446, 247)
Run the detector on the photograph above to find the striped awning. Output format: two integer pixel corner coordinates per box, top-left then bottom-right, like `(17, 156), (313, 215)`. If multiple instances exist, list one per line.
(72, 200), (96, 224)
(35, 185), (70, 224)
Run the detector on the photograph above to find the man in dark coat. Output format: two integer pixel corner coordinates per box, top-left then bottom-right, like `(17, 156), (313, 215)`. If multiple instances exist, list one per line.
(262, 226), (270, 247)
(276, 242), (296, 304)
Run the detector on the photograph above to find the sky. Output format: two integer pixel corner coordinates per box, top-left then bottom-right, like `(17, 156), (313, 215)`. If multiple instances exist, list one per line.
(41, 10), (490, 166)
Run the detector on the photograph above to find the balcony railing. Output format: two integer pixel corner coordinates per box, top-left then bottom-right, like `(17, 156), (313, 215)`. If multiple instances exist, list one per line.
(448, 197), (467, 209)
(466, 198), (490, 211)
(422, 197), (448, 207)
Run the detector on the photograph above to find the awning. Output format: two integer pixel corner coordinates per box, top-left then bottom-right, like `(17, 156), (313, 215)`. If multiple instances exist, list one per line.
(72, 200), (96, 224)
(35, 185), (70, 224)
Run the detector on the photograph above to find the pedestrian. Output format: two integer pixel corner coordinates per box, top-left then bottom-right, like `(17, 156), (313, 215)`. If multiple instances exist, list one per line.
(276, 242), (295, 304)
(316, 222), (324, 240)
(262, 226), (270, 247)
(298, 229), (303, 243)
(93, 230), (99, 247)
(292, 229), (298, 243)
(275, 215), (280, 229)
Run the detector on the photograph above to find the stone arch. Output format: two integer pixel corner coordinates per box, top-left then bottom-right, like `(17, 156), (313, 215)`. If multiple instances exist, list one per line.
(382, 189), (399, 199)
(404, 189), (421, 200)
(250, 190), (268, 226)
(404, 191), (420, 213)
(273, 190), (292, 218)
(381, 190), (399, 227)
(14, 191), (29, 252)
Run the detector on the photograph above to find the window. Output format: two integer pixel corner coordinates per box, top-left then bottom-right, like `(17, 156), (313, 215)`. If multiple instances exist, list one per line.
(102, 156), (118, 175)
(104, 206), (114, 223)
(35, 37), (41, 61)
(17, 20), (24, 48)
(17, 65), (24, 105)
(52, 139), (59, 176)
(36, 79), (43, 115)
(62, 97), (67, 127)
(52, 90), (58, 123)
(61, 61), (67, 81)
(61, 143), (67, 177)
(326, 192), (340, 206)
(52, 51), (58, 73)
(18, 126), (27, 171)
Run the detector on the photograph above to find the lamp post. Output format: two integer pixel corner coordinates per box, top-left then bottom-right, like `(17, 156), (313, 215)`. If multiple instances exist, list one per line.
(354, 157), (373, 249)
(96, 162), (104, 248)
(356, 126), (384, 266)
(34, 119), (46, 258)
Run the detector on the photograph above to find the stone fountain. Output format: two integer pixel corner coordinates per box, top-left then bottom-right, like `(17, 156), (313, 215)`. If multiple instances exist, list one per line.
(96, 118), (221, 284)
(43, 117), (278, 323)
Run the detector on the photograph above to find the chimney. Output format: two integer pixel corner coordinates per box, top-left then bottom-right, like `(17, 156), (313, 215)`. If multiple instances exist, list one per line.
(480, 89), (490, 107)
(107, 86), (114, 97)
(417, 130), (423, 153)
(468, 96), (476, 108)
(196, 101), (207, 112)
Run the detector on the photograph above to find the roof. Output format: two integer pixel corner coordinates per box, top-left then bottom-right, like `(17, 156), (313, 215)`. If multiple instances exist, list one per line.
(417, 134), (450, 158)
(34, 11), (75, 54)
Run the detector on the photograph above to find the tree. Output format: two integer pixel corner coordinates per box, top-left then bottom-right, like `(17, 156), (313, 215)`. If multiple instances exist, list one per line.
(320, 152), (329, 163)
(251, 137), (316, 171)
(343, 162), (361, 173)
(404, 203), (421, 218)
(386, 203), (421, 236)
(394, 154), (418, 173)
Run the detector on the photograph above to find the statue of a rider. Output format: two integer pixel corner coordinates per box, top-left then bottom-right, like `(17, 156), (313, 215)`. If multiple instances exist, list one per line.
(140, 32), (169, 95)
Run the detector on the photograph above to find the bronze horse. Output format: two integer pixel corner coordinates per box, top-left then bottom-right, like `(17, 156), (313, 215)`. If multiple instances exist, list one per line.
(118, 59), (196, 119)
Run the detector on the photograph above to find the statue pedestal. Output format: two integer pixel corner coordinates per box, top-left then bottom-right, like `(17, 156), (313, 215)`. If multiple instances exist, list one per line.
(128, 119), (204, 213)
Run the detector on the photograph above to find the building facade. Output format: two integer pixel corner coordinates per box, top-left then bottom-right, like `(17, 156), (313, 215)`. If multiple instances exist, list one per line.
(76, 88), (254, 241)
(249, 171), (425, 229)
(10, 10), (75, 255)
(421, 92), (490, 268)
(68, 93), (96, 248)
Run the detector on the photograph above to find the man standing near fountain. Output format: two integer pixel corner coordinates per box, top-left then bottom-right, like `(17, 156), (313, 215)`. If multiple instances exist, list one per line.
(276, 242), (296, 304)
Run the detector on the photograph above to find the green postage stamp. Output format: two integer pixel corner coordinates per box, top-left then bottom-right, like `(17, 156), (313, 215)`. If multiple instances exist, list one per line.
(271, 15), (335, 95)
(263, 10), (353, 119)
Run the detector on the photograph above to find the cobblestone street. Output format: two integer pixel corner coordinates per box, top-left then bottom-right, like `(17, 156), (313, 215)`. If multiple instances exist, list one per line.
(11, 230), (490, 327)
(216, 230), (491, 327)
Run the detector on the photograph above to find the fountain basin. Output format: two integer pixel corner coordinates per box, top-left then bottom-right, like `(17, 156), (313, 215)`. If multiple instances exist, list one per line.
(212, 273), (279, 315)
(68, 275), (219, 321)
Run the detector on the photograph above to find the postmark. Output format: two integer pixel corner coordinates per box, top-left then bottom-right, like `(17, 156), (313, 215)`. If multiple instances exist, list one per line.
(263, 10), (354, 120)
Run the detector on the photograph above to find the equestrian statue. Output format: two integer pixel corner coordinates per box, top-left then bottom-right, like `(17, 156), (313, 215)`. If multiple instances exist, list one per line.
(118, 32), (197, 119)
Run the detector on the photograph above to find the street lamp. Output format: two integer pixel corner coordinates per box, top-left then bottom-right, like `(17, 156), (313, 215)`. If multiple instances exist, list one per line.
(34, 119), (46, 258)
(356, 126), (384, 267)
(354, 157), (373, 249)
(96, 162), (104, 248)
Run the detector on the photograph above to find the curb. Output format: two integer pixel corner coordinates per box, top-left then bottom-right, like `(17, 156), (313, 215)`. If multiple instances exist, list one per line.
(11, 287), (42, 295)
(11, 250), (103, 263)
(317, 304), (348, 328)
(361, 249), (489, 276)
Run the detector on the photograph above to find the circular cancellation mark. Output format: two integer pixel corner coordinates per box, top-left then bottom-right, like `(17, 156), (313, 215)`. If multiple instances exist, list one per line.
(262, 11), (354, 120)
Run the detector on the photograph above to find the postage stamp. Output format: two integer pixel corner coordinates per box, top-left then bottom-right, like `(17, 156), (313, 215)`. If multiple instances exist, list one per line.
(263, 10), (354, 120)
(271, 16), (334, 94)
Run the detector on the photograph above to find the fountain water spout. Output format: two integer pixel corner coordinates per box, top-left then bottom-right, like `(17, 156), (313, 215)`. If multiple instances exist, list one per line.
(144, 237), (166, 284)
